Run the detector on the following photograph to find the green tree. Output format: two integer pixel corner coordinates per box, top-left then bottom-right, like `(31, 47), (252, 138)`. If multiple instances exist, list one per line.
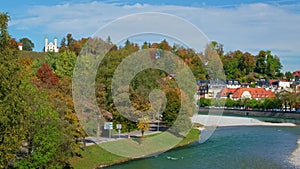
(210, 41), (224, 56)
(0, 12), (27, 167)
(221, 50), (242, 79)
(14, 88), (74, 168)
(66, 33), (74, 49)
(245, 99), (259, 109)
(265, 51), (282, 78)
(225, 99), (235, 108)
(59, 37), (67, 53)
(204, 44), (225, 80)
(46, 51), (77, 77)
(141, 41), (149, 49)
(285, 71), (294, 81)
(0, 13), (74, 168)
(19, 37), (34, 51)
(255, 50), (267, 74)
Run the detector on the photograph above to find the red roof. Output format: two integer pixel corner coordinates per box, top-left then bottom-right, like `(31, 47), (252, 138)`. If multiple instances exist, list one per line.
(269, 79), (278, 84)
(220, 88), (238, 97)
(231, 88), (275, 99)
(293, 70), (300, 77)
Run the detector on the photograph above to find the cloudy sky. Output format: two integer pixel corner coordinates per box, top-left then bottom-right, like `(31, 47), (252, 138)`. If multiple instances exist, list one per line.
(1, 0), (300, 72)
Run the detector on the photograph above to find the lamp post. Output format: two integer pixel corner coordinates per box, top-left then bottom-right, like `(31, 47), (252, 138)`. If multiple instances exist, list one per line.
(157, 113), (162, 132)
(97, 114), (101, 138)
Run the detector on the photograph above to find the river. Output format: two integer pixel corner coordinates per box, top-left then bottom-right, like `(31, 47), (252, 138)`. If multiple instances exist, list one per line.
(105, 126), (300, 169)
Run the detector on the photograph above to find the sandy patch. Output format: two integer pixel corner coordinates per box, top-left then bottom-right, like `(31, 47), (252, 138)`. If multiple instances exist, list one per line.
(191, 115), (296, 127)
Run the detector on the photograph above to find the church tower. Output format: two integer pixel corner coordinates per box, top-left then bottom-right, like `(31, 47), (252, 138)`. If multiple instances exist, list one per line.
(45, 37), (48, 52)
(54, 37), (57, 48)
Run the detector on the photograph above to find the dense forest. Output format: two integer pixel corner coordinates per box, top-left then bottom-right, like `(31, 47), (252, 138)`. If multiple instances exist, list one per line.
(0, 12), (298, 168)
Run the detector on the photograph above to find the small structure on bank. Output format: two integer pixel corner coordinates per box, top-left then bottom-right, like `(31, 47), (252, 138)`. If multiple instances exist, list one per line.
(18, 42), (22, 51)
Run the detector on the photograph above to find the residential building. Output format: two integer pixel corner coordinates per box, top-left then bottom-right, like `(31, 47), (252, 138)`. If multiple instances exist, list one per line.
(231, 88), (275, 100)
(196, 80), (209, 98)
(293, 70), (300, 78)
(226, 79), (241, 88)
(196, 79), (226, 99)
(219, 88), (238, 99)
(256, 78), (270, 88)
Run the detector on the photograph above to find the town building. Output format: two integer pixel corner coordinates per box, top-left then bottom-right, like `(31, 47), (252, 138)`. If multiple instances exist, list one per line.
(231, 88), (275, 100)
(256, 78), (270, 88)
(226, 79), (241, 88)
(293, 70), (300, 78)
(196, 79), (226, 99)
(270, 79), (293, 92)
(196, 80), (209, 98)
(293, 70), (300, 82)
(219, 88), (238, 99)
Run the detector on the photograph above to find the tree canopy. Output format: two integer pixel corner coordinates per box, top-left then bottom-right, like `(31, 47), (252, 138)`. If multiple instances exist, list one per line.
(19, 37), (34, 51)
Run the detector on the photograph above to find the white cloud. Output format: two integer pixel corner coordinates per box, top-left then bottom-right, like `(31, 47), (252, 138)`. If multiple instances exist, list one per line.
(9, 2), (300, 71)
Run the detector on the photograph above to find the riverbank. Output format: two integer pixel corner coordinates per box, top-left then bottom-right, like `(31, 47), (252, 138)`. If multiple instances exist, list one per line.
(198, 108), (300, 122)
(68, 128), (200, 169)
(70, 115), (298, 168)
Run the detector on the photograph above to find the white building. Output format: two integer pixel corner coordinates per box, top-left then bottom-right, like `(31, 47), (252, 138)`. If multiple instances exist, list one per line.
(278, 81), (291, 89)
(226, 80), (241, 88)
(18, 42), (22, 51)
(45, 37), (59, 52)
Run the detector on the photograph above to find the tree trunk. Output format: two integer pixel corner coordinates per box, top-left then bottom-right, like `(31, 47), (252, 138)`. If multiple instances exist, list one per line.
(83, 137), (86, 151)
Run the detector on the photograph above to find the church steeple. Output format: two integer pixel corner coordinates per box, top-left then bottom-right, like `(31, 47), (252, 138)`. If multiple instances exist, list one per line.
(45, 37), (48, 52)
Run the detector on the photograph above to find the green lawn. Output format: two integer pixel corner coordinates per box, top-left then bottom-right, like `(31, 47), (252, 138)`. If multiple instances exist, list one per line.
(69, 128), (200, 169)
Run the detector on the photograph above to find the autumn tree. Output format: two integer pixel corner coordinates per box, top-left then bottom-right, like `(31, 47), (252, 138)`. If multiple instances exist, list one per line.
(19, 37), (34, 51)
(285, 71), (294, 81)
(59, 33), (88, 55)
(239, 52), (256, 75)
(265, 51), (282, 78)
(137, 117), (150, 138)
(9, 38), (18, 50)
(37, 63), (59, 86)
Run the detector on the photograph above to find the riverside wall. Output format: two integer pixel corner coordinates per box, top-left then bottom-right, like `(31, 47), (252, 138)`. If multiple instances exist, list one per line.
(198, 108), (300, 120)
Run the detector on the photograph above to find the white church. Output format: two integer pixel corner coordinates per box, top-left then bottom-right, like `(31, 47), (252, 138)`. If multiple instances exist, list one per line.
(44, 37), (59, 52)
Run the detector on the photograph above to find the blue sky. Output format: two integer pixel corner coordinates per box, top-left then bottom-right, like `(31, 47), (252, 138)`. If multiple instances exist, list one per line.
(1, 0), (300, 72)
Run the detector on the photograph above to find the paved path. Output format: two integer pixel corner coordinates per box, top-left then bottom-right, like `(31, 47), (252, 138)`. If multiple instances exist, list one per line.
(85, 130), (160, 146)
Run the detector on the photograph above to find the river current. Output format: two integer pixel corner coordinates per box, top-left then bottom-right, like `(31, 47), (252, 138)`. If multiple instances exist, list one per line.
(106, 126), (300, 169)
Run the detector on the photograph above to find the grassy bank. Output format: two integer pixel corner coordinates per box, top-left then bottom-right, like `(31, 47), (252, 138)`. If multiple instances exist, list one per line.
(68, 128), (200, 169)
